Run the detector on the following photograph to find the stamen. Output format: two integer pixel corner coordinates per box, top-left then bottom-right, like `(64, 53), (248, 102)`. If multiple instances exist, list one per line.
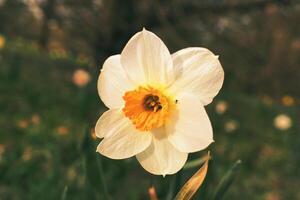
(143, 95), (162, 112)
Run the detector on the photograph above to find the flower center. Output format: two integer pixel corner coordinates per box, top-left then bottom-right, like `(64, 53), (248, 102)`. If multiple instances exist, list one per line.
(143, 95), (162, 112)
(122, 86), (171, 131)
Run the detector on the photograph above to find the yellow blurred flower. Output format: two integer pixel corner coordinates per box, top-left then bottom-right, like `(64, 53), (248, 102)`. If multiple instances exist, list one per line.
(291, 38), (300, 50)
(77, 53), (91, 64)
(265, 192), (281, 200)
(57, 126), (69, 136)
(22, 147), (33, 161)
(261, 95), (273, 106)
(148, 186), (158, 200)
(31, 114), (41, 125)
(50, 49), (68, 59)
(260, 145), (281, 159)
(67, 167), (77, 182)
(281, 95), (295, 106)
(0, 144), (5, 163)
(215, 100), (228, 114)
(264, 4), (278, 15)
(90, 128), (97, 140)
(72, 69), (91, 87)
(0, 35), (5, 49)
(77, 175), (85, 187)
(224, 120), (238, 133)
(274, 114), (292, 130)
(0, 144), (5, 155)
(17, 119), (29, 129)
(215, 145), (225, 155)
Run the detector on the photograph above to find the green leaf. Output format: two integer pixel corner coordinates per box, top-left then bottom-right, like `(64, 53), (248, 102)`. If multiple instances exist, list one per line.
(183, 156), (206, 170)
(212, 160), (242, 200)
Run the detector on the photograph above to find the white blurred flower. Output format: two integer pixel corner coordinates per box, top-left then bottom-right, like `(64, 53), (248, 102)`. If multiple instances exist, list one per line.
(217, 17), (230, 32)
(224, 120), (238, 133)
(93, 0), (103, 7)
(96, 29), (224, 176)
(26, 0), (44, 21)
(0, 0), (5, 7)
(274, 114), (292, 131)
(31, 114), (41, 125)
(241, 15), (251, 25)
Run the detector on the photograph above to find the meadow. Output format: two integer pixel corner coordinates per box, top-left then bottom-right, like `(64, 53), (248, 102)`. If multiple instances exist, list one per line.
(0, 1), (300, 199)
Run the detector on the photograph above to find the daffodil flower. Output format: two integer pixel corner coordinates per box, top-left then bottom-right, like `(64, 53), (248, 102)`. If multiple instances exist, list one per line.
(96, 29), (224, 176)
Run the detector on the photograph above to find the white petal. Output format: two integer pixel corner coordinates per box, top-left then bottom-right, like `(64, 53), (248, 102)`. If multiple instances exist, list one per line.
(95, 109), (124, 139)
(98, 55), (135, 109)
(121, 29), (174, 86)
(169, 47), (224, 105)
(166, 93), (214, 153)
(97, 114), (152, 159)
(136, 128), (188, 176)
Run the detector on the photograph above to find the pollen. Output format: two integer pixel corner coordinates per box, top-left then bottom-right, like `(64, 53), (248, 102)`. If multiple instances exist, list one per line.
(122, 86), (171, 131)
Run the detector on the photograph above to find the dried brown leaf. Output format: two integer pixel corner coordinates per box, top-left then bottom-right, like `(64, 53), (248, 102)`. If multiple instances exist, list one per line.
(174, 152), (210, 200)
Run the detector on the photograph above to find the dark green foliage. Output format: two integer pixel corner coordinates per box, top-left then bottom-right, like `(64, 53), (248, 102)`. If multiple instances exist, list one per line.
(0, 37), (300, 199)
(1, 1), (300, 199)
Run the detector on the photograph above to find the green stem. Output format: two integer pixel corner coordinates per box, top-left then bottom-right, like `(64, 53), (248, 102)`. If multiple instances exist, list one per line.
(96, 156), (111, 200)
(61, 185), (68, 200)
(212, 160), (242, 200)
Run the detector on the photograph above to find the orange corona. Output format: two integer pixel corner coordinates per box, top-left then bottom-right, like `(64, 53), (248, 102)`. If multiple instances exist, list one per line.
(122, 87), (172, 131)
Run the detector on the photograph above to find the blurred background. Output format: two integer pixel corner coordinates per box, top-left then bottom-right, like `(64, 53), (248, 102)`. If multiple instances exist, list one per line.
(0, 0), (299, 199)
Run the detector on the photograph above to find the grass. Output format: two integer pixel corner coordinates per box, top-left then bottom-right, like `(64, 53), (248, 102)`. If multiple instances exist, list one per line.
(0, 39), (299, 199)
